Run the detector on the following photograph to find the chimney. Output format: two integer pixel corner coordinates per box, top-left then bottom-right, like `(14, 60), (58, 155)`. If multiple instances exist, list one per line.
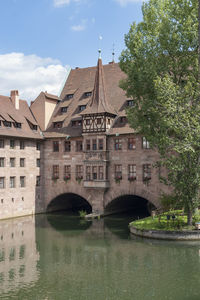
(10, 90), (19, 110)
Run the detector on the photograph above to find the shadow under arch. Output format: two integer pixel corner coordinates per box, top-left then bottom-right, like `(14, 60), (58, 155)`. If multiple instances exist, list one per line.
(46, 193), (92, 214)
(46, 213), (92, 237)
(105, 194), (154, 217)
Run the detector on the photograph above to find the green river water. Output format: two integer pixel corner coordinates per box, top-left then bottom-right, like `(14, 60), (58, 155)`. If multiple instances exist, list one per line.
(0, 212), (200, 300)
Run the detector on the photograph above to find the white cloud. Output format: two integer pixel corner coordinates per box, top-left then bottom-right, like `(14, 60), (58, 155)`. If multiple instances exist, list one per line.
(0, 52), (70, 102)
(54, 0), (70, 7)
(114, 0), (144, 6)
(71, 24), (86, 31)
(71, 19), (87, 31)
(54, 0), (84, 7)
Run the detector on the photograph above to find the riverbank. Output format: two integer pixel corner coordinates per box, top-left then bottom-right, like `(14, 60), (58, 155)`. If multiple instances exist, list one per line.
(129, 211), (200, 240)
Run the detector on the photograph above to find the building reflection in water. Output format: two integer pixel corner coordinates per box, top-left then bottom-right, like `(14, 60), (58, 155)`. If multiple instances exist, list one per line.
(0, 215), (39, 295)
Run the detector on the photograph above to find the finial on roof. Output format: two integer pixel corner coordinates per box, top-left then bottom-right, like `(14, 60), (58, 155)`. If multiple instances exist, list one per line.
(112, 43), (115, 62)
(98, 49), (102, 59)
(98, 35), (103, 59)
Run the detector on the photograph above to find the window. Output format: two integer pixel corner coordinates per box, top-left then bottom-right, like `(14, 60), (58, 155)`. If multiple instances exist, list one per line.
(99, 166), (104, 180)
(64, 141), (71, 152)
(128, 138), (136, 150)
(10, 177), (15, 188)
(97, 118), (101, 125)
(10, 140), (15, 149)
(76, 165), (83, 180)
(120, 117), (126, 123)
(72, 120), (82, 127)
(53, 141), (59, 152)
(36, 176), (40, 186)
(92, 166), (97, 180)
(114, 139), (122, 150)
(66, 94), (73, 100)
(127, 100), (134, 107)
(142, 137), (150, 149)
(64, 165), (71, 179)
(36, 142), (40, 150)
(61, 107), (68, 113)
(86, 119), (90, 125)
(79, 105), (86, 112)
(0, 140), (4, 148)
(20, 158), (25, 167)
(52, 165), (59, 179)
(0, 158), (4, 167)
(10, 158), (15, 167)
(20, 141), (25, 149)
(76, 141), (83, 152)
(128, 165), (136, 180)
(115, 165), (122, 179)
(143, 164), (151, 180)
(3, 121), (11, 127)
(14, 122), (21, 128)
(37, 159), (40, 167)
(53, 122), (63, 128)
(20, 176), (25, 188)
(0, 177), (5, 189)
(98, 139), (103, 150)
(86, 140), (90, 151)
(86, 166), (91, 180)
(84, 91), (92, 97)
(92, 139), (97, 150)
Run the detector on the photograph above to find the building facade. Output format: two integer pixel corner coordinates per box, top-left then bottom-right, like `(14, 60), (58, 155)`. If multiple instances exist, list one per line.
(0, 58), (169, 219)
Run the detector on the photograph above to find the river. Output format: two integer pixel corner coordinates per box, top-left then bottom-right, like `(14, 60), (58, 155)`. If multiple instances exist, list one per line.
(0, 212), (200, 300)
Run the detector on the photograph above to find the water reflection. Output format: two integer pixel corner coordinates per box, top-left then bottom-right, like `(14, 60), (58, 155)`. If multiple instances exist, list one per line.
(0, 216), (39, 298)
(1, 213), (200, 300)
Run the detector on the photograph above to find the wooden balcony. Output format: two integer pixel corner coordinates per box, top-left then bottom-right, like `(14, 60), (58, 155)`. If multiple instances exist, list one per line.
(83, 180), (110, 189)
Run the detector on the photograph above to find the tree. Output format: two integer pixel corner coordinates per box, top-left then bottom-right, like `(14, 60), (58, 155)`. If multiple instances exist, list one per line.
(119, 0), (199, 225)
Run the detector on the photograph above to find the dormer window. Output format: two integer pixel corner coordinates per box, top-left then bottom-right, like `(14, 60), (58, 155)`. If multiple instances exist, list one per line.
(127, 100), (134, 107)
(66, 94), (74, 100)
(3, 121), (12, 127)
(14, 122), (22, 129)
(61, 107), (68, 113)
(26, 118), (38, 131)
(72, 120), (82, 127)
(120, 117), (126, 123)
(84, 91), (92, 98)
(79, 105), (86, 112)
(53, 122), (63, 128)
(32, 125), (38, 131)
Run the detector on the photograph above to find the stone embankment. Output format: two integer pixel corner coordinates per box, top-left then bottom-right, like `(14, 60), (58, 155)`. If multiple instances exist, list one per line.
(130, 226), (200, 240)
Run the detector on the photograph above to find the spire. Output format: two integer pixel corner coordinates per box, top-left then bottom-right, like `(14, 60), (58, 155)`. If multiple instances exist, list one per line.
(81, 56), (116, 115)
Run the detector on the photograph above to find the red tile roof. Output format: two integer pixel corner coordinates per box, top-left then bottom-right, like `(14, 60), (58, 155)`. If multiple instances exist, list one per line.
(0, 94), (42, 139)
(45, 60), (132, 137)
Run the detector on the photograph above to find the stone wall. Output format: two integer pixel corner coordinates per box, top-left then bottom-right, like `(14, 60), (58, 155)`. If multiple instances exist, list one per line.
(0, 137), (42, 219)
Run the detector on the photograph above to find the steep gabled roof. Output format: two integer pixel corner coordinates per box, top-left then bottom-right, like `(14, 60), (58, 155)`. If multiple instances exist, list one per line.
(81, 58), (116, 115)
(45, 61), (129, 137)
(0, 94), (42, 139)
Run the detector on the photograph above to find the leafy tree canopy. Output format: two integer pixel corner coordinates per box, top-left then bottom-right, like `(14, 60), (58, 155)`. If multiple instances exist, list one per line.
(119, 0), (199, 224)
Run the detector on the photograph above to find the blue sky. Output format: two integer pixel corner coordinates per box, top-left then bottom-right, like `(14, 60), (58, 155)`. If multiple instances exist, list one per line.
(0, 0), (144, 101)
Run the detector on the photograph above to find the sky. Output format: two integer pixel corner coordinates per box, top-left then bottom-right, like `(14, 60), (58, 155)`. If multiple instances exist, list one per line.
(0, 0), (145, 102)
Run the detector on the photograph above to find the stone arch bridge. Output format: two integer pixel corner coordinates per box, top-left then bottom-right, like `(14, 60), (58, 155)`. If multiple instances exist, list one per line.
(42, 178), (164, 215)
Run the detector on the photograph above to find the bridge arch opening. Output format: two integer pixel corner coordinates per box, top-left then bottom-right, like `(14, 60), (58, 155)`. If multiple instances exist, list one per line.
(105, 195), (155, 217)
(47, 193), (92, 214)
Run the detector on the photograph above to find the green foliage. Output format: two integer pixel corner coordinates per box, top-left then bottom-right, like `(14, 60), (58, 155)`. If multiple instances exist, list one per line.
(130, 210), (200, 231)
(120, 0), (200, 225)
(79, 210), (87, 218)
